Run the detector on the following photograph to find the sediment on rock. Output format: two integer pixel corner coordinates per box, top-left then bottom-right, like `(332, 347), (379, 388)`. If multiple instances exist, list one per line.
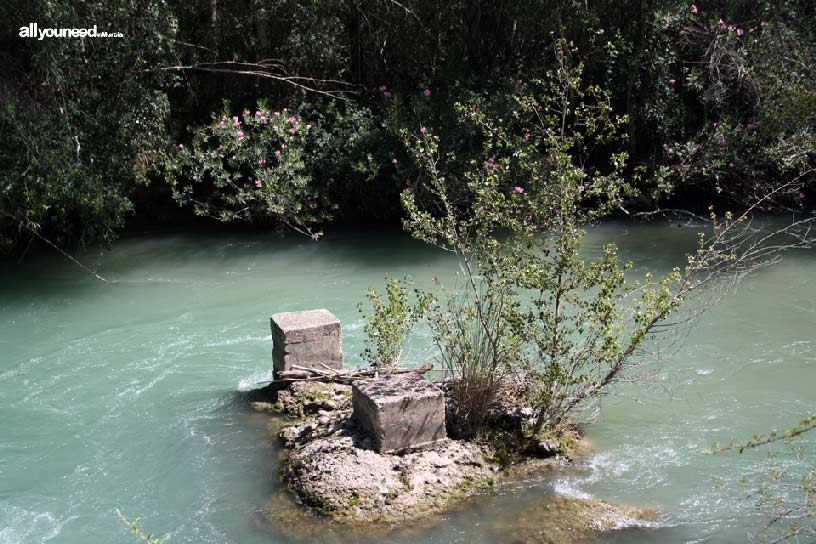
(484, 496), (662, 544)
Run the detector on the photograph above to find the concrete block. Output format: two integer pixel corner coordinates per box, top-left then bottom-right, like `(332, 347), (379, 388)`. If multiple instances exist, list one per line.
(271, 309), (342, 374)
(352, 374), (447, 453)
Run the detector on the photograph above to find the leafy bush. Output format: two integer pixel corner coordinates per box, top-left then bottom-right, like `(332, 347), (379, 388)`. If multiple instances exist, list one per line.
(358, 275), (433, 367)
(645, 3), (815, 205)
(0, 0), (175, 251)
(400, 41), (803, 438)
(164, 101), (330, 236)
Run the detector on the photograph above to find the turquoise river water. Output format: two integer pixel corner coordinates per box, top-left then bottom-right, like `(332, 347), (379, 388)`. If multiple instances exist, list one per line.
(1, 221), (814, 543)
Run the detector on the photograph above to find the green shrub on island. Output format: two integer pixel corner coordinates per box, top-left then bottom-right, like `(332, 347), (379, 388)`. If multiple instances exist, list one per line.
(358, 275), (434, 367)
(395, 40), (814, 442)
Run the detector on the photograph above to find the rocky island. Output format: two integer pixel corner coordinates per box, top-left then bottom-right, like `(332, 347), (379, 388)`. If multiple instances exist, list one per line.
(247, 308), (659, 541)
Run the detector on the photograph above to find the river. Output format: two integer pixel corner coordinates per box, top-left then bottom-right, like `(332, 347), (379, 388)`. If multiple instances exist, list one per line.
(1, 220), (814, 543)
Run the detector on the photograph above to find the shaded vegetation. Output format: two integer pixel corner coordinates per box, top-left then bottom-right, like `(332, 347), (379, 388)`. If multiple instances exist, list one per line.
(1, 0), (813, 252)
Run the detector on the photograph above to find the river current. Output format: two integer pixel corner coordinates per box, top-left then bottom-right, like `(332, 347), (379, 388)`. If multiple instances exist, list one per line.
(1, 221), (814, 543)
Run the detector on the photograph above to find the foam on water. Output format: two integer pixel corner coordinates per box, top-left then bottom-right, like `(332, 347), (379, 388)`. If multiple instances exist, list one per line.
(237, 369), (275, 392)
(0, 504), (72, 544)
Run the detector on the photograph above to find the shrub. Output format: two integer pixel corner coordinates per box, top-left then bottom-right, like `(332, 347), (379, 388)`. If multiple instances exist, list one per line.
(163, 101), (331, 237)
(358, 275), (433, 367)
(400, 40), (812, 439)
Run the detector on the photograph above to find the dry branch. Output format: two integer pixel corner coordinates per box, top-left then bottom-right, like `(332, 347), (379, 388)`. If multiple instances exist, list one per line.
(256, 362), (434, 386)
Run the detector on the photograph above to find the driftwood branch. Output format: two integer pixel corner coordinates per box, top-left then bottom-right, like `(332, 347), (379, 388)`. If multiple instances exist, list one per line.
(257, 363), (434, 386)
(154, 60), (359, 100)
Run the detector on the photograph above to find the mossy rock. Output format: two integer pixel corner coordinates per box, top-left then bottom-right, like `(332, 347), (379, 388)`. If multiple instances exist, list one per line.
(485, 496), (660, 544)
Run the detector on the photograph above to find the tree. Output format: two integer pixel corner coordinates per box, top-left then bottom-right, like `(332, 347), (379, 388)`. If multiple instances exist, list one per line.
(399, 40), (815, 439)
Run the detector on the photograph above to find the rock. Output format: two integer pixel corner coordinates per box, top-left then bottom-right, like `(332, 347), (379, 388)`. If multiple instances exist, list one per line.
(352, 374), (446, 453)
(282, 433), (496, 524)
(271, 309), (342, 374)
(485, 496), (660, 544)
(318, 416), (330, 426)
(275, 381), (352, 418)
(533, 439), (560, 456)
(250, 401), (275, 412)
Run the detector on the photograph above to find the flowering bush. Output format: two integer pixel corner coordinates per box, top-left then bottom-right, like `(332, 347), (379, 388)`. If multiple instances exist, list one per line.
(645, 3), (815, 206)
(397, 40), (812, 439)
(164, 101), (330, 237)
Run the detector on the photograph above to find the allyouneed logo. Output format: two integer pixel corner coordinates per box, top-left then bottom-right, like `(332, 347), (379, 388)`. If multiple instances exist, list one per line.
(19, 23), (123, 40)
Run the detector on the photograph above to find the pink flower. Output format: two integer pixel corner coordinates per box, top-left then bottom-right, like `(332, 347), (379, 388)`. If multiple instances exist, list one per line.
(305, 124), (312, 129)
(729, 162), (735, 167)
(274, 111), (281, 116)
(281, 143), (287, 149)
(311, 231), (323, 241)
(178, 144), (183, 149)
(287, 116), (296, 124)
(718, 18), (726, 29)
(713, 122), (720, 129)
(404, 187), (414, 193)
(669, 79), (676, 84)
(218, 144), (223, 150)
(691, 4), (698, 13)
(746, 123), (755, 130)
(237, 130), (244, 140)
(289, 128), (296, 134)
(497, 118), (503, 123)
(800, 192), (806, 199)
(274, 150), (281, 156)
(667, 147), (674, 154)
(423, 88), (431, 97)
(736, 28), (744, 36)
(383, 91), (391, 97)
(378, 84), (387, 92)
(475, 107), (481, 113)
(255, 179), (262, 187)
(729, 25), (736, 32)
(577, 184), (585, 191)
(255, 110), (262, 118)
(513, 186), (524, 194)
(523, 132), (531, 141)
(420, 126), (427, 134)
(232, 116), (240, 124)
(391, 158), (398, 164)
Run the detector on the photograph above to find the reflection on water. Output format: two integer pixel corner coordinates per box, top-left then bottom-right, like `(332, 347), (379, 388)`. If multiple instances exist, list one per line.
(0, 220), (814, 543)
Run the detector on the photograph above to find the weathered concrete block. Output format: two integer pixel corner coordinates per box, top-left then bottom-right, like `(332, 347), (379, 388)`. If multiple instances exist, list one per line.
(352, 374), (447, 453)
(271, 309), (342, 374)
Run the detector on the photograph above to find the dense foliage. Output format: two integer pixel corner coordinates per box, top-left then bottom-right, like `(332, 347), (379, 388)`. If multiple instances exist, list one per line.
(398, 44), (788, 438)
(2, 0), (813, 252)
